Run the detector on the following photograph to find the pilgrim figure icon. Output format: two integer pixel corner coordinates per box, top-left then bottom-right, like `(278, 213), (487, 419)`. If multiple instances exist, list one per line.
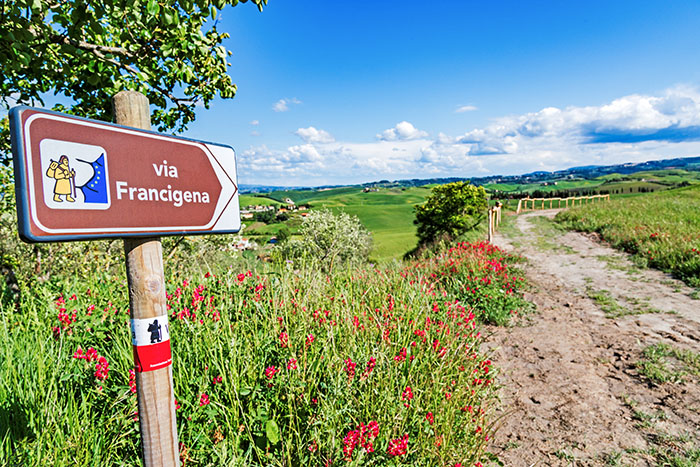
(45, 155), (76, 202)
(148, 319), (163, 344)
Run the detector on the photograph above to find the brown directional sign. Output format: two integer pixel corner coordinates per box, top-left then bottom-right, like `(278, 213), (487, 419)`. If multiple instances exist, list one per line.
(9, 107), (240, 242)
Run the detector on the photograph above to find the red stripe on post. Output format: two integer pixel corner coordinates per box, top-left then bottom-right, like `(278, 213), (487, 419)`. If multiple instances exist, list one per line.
(133, 341), (172, 373)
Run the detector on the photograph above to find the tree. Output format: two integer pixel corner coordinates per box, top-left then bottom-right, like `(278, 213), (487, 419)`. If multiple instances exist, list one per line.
(414, 181), (487, 245)
(1, 0), (266, 140)
(275, 225), (291, 244)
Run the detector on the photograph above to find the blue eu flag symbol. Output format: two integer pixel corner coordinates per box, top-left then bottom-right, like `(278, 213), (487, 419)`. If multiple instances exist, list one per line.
(77, 154), (108, 204)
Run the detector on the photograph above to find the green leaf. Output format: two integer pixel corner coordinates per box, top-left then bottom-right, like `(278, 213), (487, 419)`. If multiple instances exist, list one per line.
(146, 0), (160, 16)
(265, 419), (280, 445)
(162, 9), (174, 25)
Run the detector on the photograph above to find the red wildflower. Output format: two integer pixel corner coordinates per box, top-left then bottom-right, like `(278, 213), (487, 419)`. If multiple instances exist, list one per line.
(387, 434), (409, 457)
(344, 358), (357, 380)
(425, 411), (434, 425)
(279, 331), (289, 348)
(342, 420), (379, 460)
(199, 393), (210, 406)
(265, 366), (278, 379)
(128, 369), (137, 394)
(94, 356), (109, 380)
(401, 386), (414, 407)
(362, 357), (376, 379)
(287, 358), (298, 370)
(306, 334), (315, 347)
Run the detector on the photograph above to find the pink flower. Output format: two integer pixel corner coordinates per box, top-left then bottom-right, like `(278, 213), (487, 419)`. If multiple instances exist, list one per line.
(306, 334), (315, 347)
(94, 356), (109, 381)
(342, 420), (380, 460)
(73, 347), (86, 360)
(362, 357), (376, 379)
(279, 331), (288, 348)
(128, 369), (136, 394)
(199, 393), (210, 406)
(287, 358), (298, 370)
(425, 412), (434, 425)
(265, 366), (278, 379)
(401, 386), (413, 407)
(344, 358), (357, 380)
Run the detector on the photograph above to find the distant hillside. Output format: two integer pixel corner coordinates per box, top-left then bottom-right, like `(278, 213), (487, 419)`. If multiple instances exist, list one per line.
(240, 155), (700, 193)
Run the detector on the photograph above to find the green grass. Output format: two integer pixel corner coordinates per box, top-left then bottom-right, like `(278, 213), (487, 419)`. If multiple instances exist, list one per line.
(0, 241), (529, 466)
(586, 287), (630, 318)
(556, 185), (700, 287)
(636, 343), (700, 384)
(585, 287), (665, 318)
(239, 194), (281, 207)
(243, 187), (434, 261)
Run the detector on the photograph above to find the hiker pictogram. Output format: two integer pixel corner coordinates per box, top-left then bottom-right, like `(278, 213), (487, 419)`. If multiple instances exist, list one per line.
(45, 155), (75, 202)
(148, 319), (163, 344)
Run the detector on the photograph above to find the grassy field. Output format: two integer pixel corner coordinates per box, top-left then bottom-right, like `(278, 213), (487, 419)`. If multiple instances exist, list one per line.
(239, 194), (280, 207)
(485, 169), (700, 196)
(555, 185), (700, 287)
(244, 187), (432, 261)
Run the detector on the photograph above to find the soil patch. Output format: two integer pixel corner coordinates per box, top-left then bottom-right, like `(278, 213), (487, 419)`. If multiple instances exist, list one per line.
(486, 210), (700, 466)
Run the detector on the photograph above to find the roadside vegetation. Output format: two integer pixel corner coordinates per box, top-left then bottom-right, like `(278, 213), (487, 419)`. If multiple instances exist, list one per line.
(0, 166), (529, 465)
(555, 185), (700, 288)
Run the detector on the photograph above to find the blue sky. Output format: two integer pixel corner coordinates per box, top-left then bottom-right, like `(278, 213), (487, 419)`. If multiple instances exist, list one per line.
(43, 1), (700, 186)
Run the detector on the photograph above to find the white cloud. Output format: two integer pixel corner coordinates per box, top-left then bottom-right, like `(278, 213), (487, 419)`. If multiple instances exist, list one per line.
(250, 120), (260, 126)
(377, 121), (429, 141)
(238, 86), (700, 186)
(287, 144), (323, 163)
(273, 98), (302, 112)
(455, 105), (478, 113)
(295, 126), (335, 143)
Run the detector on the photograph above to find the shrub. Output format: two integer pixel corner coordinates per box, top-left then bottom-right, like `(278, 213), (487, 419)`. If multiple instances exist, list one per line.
(274, 209), (372, 269)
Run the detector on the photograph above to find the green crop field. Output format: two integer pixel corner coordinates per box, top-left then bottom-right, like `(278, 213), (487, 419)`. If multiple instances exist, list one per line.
(239, 194), (280, 207)
(556, 185), (700, 287)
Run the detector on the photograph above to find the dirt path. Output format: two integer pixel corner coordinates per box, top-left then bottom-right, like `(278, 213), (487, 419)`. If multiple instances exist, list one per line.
(485, 210), (700, 466)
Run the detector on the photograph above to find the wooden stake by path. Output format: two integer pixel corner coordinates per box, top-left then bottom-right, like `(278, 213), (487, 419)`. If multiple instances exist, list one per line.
(487, 208), (493, 243)
(114, 91), (180, 467)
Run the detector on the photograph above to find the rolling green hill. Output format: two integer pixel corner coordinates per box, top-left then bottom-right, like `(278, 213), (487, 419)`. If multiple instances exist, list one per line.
(243, 186), (432, 260)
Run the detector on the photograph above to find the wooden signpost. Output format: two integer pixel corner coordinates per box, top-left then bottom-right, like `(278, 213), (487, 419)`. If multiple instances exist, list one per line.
(9, 91), (241, 466)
